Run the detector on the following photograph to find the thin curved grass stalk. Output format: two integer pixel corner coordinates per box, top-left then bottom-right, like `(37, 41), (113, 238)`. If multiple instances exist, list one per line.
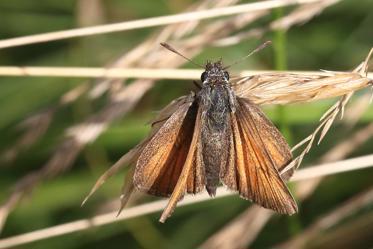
(0, 0), (324, 50)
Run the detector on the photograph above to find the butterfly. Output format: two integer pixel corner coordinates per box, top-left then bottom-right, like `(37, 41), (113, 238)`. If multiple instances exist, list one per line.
(132, 42), (298, 222)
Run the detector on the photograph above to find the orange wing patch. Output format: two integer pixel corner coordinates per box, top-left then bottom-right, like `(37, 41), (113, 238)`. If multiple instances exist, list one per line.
(134, 99), (196, 196)
(221, 98), (297, 215)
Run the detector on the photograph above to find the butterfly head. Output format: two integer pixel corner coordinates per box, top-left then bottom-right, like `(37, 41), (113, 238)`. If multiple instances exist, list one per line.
(201, 60), (229, 85)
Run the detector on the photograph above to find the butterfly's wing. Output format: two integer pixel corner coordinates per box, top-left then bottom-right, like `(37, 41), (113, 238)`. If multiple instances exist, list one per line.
(160, 105), (203, 222)
(134, 94), (205, 199)
(241, 98), (294, 180)
(221, 97), (297, 215)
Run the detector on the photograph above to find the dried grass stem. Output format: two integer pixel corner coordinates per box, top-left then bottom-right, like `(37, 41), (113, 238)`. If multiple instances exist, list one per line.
(0, 0), (322, 49)
(0, 66), (353, 79)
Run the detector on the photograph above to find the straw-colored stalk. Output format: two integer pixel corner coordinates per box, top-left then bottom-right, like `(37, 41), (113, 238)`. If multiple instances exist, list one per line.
(0, 0), (326, 49)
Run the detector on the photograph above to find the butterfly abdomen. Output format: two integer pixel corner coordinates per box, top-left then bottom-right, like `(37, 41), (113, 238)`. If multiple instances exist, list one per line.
(200, 85), (231, 196)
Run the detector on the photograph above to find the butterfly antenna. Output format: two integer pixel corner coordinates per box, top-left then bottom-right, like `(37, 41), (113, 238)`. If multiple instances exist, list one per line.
(161, 42), (203, 68)
(223, 41), (272, 70)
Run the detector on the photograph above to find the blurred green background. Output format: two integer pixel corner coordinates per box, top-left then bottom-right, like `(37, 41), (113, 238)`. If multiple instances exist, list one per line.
(0, 0), (372, 249)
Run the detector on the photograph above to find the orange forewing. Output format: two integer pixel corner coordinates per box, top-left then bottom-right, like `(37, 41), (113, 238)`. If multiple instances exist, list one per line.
(160, 105), (203, 222)
(240, 98), (293, 180)
(134, 99), (194, 196)
(134, 94), (205, 200)
(221, 98), (297, 215)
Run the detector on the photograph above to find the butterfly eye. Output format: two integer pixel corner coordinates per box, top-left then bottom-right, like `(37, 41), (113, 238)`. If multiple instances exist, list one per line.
(224, 71), (229, 81)
(201, 72), (207, 82)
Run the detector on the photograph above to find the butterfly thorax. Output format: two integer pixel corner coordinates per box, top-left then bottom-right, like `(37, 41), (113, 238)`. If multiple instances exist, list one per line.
(201, 61), (228, 86)
(198, 61), (236, 196)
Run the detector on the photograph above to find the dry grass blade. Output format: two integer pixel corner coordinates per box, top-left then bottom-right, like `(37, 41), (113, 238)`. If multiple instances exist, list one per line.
(276, 187), (373, 249)
(0, 67), (370, 98)
(0, 0), (322, 49)
(117, 168), (136, 216)
(0, 155), (372, 249)
(6, 67), (369, 79)
(0, 67), (204, 79)
(290, 154), (373, 181)
(81, 146), (141, 206)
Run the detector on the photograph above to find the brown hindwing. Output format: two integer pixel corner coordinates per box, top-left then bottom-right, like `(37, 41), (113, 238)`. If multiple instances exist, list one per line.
(134, 95), (205, 197)
(221, 97), (297, 215)
(160, 105), (204, 222)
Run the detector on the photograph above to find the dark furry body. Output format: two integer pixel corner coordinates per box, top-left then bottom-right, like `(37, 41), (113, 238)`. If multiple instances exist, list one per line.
(199, 85), (231, 195)
(198, 61), (235, 196)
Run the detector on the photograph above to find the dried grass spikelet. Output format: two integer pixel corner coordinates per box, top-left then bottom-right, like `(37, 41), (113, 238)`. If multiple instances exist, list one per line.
(84, 48), (373, 216)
